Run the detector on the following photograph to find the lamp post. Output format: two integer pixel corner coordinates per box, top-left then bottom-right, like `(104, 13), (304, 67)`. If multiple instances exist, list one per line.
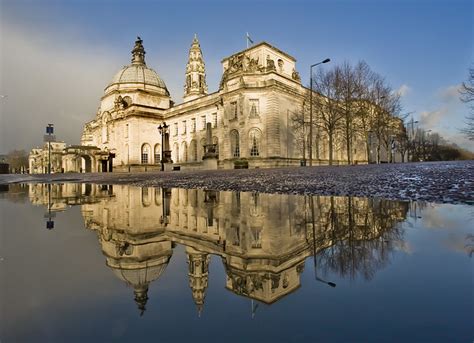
(405, 117), (419, 162)
(45, 183), (55, 229)
(308, 195), (337, 288)
(44, 124), (55, 174)
(373, 95), (386, 164)
(158, 122), (169, 171)
(309, 58), (330, 166)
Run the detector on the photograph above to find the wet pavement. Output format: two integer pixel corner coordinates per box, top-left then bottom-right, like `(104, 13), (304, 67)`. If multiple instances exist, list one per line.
(1, 161), (473, 204)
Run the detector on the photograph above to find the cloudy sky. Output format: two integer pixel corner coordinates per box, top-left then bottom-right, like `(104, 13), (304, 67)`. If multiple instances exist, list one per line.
(0, 0), (472, 153)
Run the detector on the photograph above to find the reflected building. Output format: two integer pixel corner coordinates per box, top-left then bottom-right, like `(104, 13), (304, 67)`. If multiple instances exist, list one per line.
(27, 184), (409, 314)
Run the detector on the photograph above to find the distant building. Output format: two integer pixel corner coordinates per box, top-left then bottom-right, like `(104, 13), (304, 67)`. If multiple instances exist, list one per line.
(0, 154), (8, 174)
(29, 36), (401, 173)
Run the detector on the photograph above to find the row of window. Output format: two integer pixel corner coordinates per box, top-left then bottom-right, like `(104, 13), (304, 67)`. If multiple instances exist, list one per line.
(140, 128), (262, 164)
(173, 114), (218, 136)
(140, 144), (162, 164)
(172, 139), (218, 163)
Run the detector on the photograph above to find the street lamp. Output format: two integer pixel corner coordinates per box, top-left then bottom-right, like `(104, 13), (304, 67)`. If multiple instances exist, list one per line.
(308, 195), (337, 288)
(44, 124), (55, 174)
(405, 117), (419, 162)
(45, 183), (55, 229)
(309, 58), (330, 167)
(158, 122), (169, 171)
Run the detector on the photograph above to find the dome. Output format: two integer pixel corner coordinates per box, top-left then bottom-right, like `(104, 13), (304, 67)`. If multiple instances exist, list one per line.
(112, 261), (169, 286)
(104, 37), (169, 96)
(108, 64), (168, 92)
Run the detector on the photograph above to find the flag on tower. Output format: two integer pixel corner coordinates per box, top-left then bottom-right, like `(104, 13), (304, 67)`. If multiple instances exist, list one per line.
(246, 32), (254, 48)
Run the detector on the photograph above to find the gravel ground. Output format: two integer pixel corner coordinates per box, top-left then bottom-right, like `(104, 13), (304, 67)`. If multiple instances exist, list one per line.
(1, 161), (473, 204)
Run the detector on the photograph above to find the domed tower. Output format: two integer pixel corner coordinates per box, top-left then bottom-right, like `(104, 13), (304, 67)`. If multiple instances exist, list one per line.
(186, 246), (210, 316)
(100, 235), (173, 316)
(183, 34), (208, 102)
(81, 37), (172, 168)
(102, 37), (171, 111)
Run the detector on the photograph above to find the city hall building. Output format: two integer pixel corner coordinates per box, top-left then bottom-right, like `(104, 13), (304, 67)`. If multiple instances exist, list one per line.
(30, 36), (375, 174)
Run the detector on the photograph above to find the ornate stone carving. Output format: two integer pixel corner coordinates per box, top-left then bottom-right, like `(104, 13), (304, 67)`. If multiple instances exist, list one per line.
(114, 95), (132, 111)
(266, 55), (276, 72)
(220, 53), (264, 89)
(292, 68), (301, 82)
(247, 57), (262, 72)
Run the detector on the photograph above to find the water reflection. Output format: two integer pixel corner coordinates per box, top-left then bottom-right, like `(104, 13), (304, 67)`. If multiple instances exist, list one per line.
(16, 183), (412, 316)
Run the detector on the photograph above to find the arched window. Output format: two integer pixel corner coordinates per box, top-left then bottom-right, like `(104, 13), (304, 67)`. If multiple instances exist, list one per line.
(181, 142), (188, 162)
(154, 144), (161, 164)
(213, 136), (219, 156)
(230, 130), (240, 158)
(190, 140), (197, 161)
(173, 143), (179, 163)
(141, 187), (151, 207)
(249, 128), (262, 157)
(249, 192), (260, 217)
(154, 188), (162, 206)
(141, 144), (151, 164)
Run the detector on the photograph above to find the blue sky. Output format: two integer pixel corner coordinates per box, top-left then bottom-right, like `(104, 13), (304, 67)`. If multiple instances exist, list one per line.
(1, 0), (473, 151)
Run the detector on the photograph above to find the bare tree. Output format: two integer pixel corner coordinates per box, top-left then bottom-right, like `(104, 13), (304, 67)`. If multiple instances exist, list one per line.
(6, 149), (29, 173)
(336, 62), (361, 164)
(395, 127), (409, 162)
(369, 77), (391, 163)
(352, 61), (375, 163)
(312, 67), (345, 165)
(290, 102), (308, 160)
(459, 66), (474, 140)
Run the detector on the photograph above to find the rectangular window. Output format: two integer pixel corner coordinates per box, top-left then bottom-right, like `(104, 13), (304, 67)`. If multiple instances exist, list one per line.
(251, 228), (262, 248)
(249, 99), (259, 117)
(230, 102), (238, 119)
(141, 153), (148, 164)
(174, 123), (178, 136)
(201, 115), (207, 130)
(182, 120), (187, 135)
(154, 153), (160, 164)
(234, 144), (240, 157)
(191, 118), (196, 132)
(212, 113), (217, 128)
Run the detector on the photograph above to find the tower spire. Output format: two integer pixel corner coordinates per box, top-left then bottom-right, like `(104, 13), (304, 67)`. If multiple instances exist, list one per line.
(183, 34), (208, 102)
(134, 285), (149, 316)
(131, 36), (146, 65)
(186, 247), (210, 316)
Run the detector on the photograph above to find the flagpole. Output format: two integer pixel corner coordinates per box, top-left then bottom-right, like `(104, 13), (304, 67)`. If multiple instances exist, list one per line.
(246, 32), (249, 49)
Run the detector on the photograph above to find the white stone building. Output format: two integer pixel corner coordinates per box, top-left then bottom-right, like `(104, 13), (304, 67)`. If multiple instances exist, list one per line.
(30, 36), (391, 173)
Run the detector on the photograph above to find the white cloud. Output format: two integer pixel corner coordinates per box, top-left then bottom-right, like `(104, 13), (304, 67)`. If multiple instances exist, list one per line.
(438, 84), (462, 103)
(396, 84), (411, 97)
(418, 108), (449, 128)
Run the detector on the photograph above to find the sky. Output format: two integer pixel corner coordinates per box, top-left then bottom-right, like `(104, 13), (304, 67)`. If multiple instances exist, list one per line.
(0, 0), (473, 153)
